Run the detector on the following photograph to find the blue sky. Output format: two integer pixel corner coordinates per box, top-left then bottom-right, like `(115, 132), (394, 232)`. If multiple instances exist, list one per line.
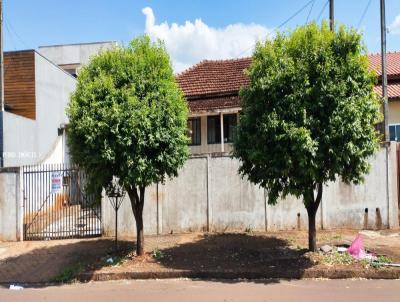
(4, 0), (400, 71)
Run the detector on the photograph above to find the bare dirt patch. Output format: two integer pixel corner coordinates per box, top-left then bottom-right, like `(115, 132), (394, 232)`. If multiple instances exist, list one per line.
(81, 230), (400, 281)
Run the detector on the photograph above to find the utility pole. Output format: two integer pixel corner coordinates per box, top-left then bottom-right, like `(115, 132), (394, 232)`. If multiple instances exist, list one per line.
(380, 0), (389, 141)
(329, 0), (334, 31)
(380, 0), (390, 228)
(0, 0), (4, 168)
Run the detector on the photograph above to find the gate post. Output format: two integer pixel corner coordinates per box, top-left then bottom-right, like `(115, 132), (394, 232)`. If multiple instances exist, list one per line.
(0, 166), (22, 241)
(17, 166), (23, 241)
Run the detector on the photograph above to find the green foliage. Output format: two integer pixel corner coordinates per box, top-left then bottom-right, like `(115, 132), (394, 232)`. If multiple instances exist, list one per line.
(67, 36), (189, 191)
(234, 23), (381, 205)
(53, 262), (84, 283)
(152, 248), (165, 260)
(375, 255), (392, 264)
(322, 250), (354, 265)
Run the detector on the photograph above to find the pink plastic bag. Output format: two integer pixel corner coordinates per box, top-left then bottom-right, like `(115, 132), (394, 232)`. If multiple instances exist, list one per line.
(347, 234), (366, 259)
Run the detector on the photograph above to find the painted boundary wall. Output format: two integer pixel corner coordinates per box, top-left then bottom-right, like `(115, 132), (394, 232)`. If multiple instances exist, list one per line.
(0, 167), (22, 241)
(102, 142), (400, 238)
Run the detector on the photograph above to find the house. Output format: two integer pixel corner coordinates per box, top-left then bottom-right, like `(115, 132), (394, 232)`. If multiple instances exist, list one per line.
(176, 58), (250, 154)
(369, 52), (400, 140)
(1, 50), (75, 167)
(177, 52), (400, 155)
(0, 42), (116, 167)
(37, 41), (116, 77)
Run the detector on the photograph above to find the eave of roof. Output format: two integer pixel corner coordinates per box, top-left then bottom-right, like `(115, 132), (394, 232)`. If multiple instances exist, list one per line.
(374, 81), (400, 100)
(368, 51), (400, 79)
(188, 95), (241, 113)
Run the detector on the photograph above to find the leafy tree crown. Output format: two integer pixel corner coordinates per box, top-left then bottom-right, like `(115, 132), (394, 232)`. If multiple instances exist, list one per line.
(67, 36), (189, 190)
(233, 23), (382, 205)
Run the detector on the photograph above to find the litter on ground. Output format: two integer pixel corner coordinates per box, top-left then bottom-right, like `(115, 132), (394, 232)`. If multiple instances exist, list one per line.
(347, 234), (377, 260)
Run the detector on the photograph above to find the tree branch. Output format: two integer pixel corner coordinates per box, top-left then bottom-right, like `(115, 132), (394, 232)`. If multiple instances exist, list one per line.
(314, 182), (323, 210)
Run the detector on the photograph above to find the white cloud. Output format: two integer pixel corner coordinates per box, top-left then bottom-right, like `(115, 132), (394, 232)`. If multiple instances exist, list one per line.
(142, 7), (272, 72)
(389, 14), (400, 35)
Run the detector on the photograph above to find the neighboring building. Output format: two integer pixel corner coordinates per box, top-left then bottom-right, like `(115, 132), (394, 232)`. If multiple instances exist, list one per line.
(369, 52), (400, 141)
(1, 42), (115, 167)
(38, 41), (117, 77)
(177, 52), (400, 155)
(3, 45), (399, 164)
(1, 50), (76, 166)
(176, 58), (250, 154)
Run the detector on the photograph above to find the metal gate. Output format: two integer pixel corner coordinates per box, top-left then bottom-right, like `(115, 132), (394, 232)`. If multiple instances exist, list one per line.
(23, 164), (102, 240)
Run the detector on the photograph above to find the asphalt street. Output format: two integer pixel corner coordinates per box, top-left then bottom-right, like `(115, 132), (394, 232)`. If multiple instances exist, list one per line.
(0, 279), (399, 302)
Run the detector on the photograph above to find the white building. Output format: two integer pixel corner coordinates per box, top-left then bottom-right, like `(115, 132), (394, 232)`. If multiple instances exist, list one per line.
(1, 42), (116, 167)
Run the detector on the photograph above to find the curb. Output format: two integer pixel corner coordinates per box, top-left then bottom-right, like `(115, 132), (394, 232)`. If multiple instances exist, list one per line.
(78, 268), (400, 282)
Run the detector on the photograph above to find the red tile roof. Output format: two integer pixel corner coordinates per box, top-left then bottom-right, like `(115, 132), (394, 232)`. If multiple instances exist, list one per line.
(178, 52), (400, 112)
(176, 58), (251, 99)
(368, 52), (400, 78)
(374, 82), (400, 100)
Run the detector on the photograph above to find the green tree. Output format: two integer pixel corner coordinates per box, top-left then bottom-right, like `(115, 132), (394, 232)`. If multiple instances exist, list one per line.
(233, 23), (381, 251)
(67, 36), (189, 255)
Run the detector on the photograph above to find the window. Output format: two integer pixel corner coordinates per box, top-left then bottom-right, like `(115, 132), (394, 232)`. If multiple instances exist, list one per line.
(389, 124), (400, 141)
(207, 114), (238, 144)
(207, 115), (221, 144)
(187, 118), (201, 145)
(223, 114), (237, 143)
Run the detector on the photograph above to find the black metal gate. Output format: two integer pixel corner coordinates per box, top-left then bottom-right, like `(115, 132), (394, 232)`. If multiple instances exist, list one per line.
(22, 164), (102, 240)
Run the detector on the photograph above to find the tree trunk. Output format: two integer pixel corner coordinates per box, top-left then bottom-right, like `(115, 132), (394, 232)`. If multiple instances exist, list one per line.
(135, 212), (144, 256)
(307, 206), (317, 252)
(126, 185), (146, 256)
(304, 182), (323, 252)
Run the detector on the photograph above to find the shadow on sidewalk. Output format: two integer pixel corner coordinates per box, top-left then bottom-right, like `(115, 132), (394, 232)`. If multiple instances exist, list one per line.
(0, 238), (131, 287)
(0, 233), (314, 287)
(156, 233), (313, 282)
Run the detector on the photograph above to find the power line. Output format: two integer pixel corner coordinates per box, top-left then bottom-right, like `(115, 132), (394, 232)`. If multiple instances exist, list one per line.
(277, 0), (315, 30)
(3, 23), (18, 83)
(306, 0), (317, 23)
(4, 17), (29, 49)
(237, 0), (315, 57)
(4, 19), (16, 50)
(317, 0), (329, 22)
(357, 0), (372, 28)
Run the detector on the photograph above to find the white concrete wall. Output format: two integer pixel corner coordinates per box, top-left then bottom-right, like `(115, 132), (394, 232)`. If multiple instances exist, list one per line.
(102, 185), (158, 237)
(103, 144), (399, 237)
(34, 52), (76, 164)
(0, 167), (22, 241)
(322, 143), (399, 229)
(38, 42), (116, 68)
(388, 99), (400, 125)
(161, 157), (208, 233)
(3, 112), (37, 166)
(209, 156), (265, 232)
(266, 195), (322, 231)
